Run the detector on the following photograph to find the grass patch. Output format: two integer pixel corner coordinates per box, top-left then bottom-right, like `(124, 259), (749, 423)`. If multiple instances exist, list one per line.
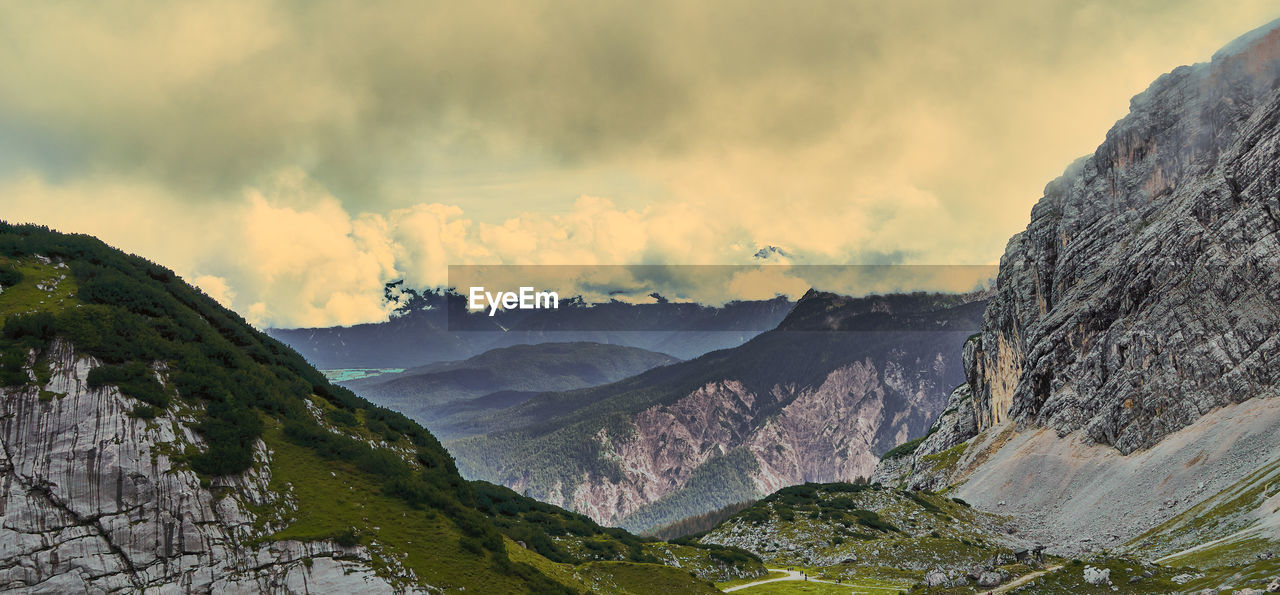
(260, 425), (534, 592)
(736, 579), (901, 594)
(715, 570), (788, 589)
(0, 257), (78, 319)
(918, 442), (967, 475)
(574, 561), (720, 594)
(881, 436), (925, 460)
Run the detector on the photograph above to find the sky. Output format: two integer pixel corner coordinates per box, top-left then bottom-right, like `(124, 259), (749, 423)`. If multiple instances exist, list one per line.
(2, 1), (1278, 327)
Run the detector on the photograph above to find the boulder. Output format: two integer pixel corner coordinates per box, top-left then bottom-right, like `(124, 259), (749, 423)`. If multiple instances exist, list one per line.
(1083, 565), (1111, 586)
(977, 571), (1003, 588)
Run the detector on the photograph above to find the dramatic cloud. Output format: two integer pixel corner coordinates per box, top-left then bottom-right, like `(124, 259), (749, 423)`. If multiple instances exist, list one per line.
(1, 1), (1277, 326)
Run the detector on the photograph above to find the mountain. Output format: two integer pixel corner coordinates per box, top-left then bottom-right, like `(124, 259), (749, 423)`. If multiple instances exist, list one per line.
(266, 290), (794, 369)
(343, 342), (679, 439)
(865, 17), (1280, 590)
(448, 290), (986, 533)
(0, 223), (763, 592)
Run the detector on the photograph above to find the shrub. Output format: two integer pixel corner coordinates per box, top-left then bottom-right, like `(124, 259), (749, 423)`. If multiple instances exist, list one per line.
(327, 408), (358, 428)
(87, 362), (169, 407)
(0, 266), (21, 287)
(882, 436), (926, 460)
(334, 528), (360, 547)
(851, 509), (900, 533)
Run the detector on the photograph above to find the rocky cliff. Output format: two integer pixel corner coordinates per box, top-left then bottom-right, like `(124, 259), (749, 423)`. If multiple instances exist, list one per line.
(1, 340), (395, 592)
(965, 20), (1280, 453)
(562, 359), (927, 528)
(869, 19), (1280, 557)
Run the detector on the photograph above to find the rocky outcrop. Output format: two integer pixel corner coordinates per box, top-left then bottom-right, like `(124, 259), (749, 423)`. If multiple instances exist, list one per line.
(869, 19), (1280, 555)
(963, 20), (1280, 454)
(0, 341), (402, 593)
(870, 382), (977, 489)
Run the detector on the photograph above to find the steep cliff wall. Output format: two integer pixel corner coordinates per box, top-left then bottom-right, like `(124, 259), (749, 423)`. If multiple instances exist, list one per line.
(966, 22), (1280, 454)
(0, 341), (396, 592)
(866, 21), (1280, 557)
(566, 359), (924, 529)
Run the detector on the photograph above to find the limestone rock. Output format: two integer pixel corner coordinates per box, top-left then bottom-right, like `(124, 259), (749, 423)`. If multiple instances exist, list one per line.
(0, 341), (402, 592)
(977, 570), (1003, 587)
(962, 20), (1280, 453)
(1083, 566), (1111, 586)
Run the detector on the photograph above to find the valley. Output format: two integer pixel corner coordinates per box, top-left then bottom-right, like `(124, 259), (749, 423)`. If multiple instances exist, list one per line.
(8, 7), (1280, 595)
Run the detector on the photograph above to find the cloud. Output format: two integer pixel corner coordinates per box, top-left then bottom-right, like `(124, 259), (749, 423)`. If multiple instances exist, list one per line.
(1, 1), (1279, 326)
(0, 167), (989, 326)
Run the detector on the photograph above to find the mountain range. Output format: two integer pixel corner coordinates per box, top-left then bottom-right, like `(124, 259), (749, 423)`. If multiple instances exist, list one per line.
(343, 342), (680, 440)
(266, 288), (793, 369)
(9, 14), (1280, 595)
(445, 290), (987, 533)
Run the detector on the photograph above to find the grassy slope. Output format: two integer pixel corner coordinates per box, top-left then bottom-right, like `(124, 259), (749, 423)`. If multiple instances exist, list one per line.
(506, 537), (723, 594)
(734, 582), (895, 594)
(257, 421), (532, 592)
(0, 256), (77, 318)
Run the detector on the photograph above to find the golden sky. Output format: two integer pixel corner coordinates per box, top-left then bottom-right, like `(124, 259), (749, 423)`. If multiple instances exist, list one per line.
(2, 1), (1278, 327)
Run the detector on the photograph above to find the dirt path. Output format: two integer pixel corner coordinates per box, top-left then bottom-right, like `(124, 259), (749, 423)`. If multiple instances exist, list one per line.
(991, 564), (1063, 594)
(1153, 524), (1260, 564)
(722, 568), (849, 592)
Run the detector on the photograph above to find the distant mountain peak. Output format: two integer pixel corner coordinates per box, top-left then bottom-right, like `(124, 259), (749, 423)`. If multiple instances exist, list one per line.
(752, 245), (790, 261)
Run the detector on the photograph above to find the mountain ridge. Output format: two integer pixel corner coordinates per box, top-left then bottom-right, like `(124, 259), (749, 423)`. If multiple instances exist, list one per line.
(0, 223), (761, 592)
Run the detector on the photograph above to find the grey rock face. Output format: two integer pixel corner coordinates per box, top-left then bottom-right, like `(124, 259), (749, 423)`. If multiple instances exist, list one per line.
(924, 570), (948, 587)
(965, 22), (1280, 453)
(0, 341), (402, 593)
(870, 382), (976, 489)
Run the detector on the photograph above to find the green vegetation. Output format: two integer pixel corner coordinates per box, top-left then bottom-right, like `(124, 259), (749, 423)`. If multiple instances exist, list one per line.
(1019, 557), (1185, 593)
(715, 570), (788, 589)
(0, 256), (76, 320)
(645, 500), (756, 541)
(647, 541), (767, 582)
(256, 425), (561, 592)
(471, 480), (658, 564)
(86, 362), (168, 407)
(915, 442), (967, 477)
(881, 436), (926, 460)
(620, 448), (761, 532)
(700, 482), (1030, 591)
